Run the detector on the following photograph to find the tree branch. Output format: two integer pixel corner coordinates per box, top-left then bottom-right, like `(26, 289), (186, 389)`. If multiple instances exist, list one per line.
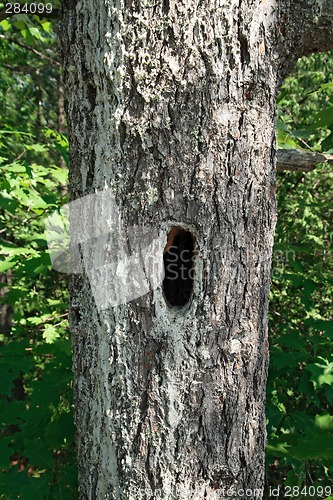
(0, 33), (60, 66)
(277, 0), (333, 79)
(276, 149), (333, 172)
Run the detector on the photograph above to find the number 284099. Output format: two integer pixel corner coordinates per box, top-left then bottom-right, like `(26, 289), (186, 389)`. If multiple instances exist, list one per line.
(5, 3), (53, 14)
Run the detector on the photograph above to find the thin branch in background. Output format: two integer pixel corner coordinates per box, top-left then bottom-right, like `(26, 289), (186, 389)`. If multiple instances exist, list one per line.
(37, 312), (69, 327)
(3, 62), (33, 72)
(13, 150), (26, 162)
(0, 34), (61, 66)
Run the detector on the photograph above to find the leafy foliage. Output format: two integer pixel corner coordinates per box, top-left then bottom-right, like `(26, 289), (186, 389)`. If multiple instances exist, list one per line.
(0, 10), (77, 499)
(266, 52), (333, 498)
(0, 130), (77, 498)
(277, 52), (333, 153)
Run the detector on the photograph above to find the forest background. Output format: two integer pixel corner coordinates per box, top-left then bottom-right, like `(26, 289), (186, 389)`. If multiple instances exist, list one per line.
(0, 5), (332, 499)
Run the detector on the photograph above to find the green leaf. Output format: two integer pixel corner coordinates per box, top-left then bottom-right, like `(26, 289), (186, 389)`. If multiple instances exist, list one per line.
(266, 439), (291, 457)
(25, 144), (49, 153)
(314, 413), (333, 431)
(42, 325), (60, 344)
(20, 475), (53, 500)
(0, 399), (26, 426)
(0, 438), (13, 469)
(23, 440), (54, 469)
(0, 19), (11, 31)
(306, 358), (333, 389)
(270, 350), (307, 371)
(291, 431), (333, 460)
(275, 332), (307, 352)
(304, 318), (333, 337)
(309, 105), (333, 130)
(0, 468), (31, 496)
(39, 20), (52, 33)
(28, 27), (44, 40)
(0, 257), (17, 272)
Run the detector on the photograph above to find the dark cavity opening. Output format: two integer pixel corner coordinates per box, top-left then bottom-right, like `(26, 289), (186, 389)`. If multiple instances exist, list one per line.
(162, 226), (195, 307)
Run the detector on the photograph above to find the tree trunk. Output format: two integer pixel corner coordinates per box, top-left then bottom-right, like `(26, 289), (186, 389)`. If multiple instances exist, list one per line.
(60, 1), (333, 498)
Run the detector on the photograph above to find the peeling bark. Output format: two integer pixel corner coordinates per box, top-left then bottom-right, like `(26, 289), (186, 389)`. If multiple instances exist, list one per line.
(60, 1), (333, 498)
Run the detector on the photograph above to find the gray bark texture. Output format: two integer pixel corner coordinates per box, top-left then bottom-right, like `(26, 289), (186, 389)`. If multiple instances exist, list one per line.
(276, 149), (333, 172)
(60, 1), (333, 498)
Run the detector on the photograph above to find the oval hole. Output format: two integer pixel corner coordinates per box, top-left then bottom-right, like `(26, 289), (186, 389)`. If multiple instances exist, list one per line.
(162, 226), (195, 307)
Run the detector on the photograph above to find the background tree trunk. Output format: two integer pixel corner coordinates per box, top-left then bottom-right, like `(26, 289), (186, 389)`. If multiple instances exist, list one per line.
(60, 1), (333, 498)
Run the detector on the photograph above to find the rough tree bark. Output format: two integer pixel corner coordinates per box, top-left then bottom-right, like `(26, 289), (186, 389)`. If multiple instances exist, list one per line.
(60, 1), (333, 498)
(276, 149), (333, 172)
